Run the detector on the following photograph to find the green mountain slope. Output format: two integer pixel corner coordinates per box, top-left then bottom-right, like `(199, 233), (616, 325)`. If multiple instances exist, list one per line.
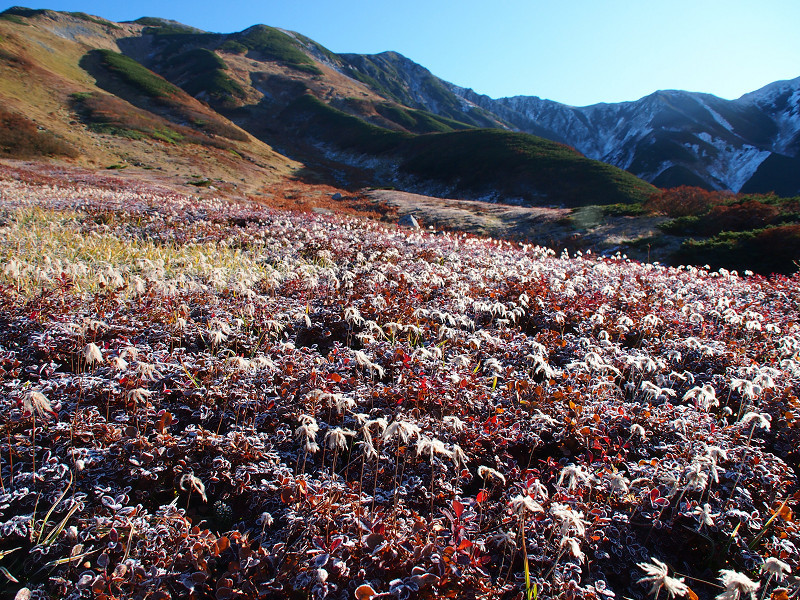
(282, 95), (655, 205)
(0, 7), (299, 190)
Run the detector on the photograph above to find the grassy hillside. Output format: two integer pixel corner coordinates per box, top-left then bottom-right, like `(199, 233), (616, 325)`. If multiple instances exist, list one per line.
(80, 49), (250, 144)
(340, 51), (501, 128)
(134, 22), (323, 76)
(283, 95), (656, 206)
(0, 106), (78, 158)
(165, 48), (247, 105)
(0, 9), (299, 191)
(398, 129), (656, 205)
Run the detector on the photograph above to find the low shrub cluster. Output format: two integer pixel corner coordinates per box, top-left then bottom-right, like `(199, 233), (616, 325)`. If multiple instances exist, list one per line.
(652, 187), (800, 274)
(0, 108), (78, 158)
(676, 225), (800, 275)
(0, 173), (798, 599)
(72, 91), (246, 147)
(645, 186), (733, 218)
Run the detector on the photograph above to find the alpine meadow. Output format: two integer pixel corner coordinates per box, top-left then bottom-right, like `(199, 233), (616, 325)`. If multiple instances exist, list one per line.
(0, 7), (799, 600)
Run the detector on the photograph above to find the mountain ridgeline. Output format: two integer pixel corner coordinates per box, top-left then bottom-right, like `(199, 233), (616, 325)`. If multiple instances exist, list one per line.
(0, 7), (655, 206)
(0, 6), (798, 203)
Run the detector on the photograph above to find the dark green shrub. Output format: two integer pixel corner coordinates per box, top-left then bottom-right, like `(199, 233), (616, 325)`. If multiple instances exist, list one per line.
(219, 40), (248, 55)
(96, 49), (181, 99)
(1, 7), (47, 18)
(674, 226), (800, 274)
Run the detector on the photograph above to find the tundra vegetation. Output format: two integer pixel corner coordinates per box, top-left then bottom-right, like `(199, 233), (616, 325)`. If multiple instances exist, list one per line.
(0, 169), (798, 599)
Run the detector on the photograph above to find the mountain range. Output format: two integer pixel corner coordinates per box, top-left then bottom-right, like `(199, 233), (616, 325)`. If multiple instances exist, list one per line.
(450, 77), (800, 195)
(323, 49), (800, 196)
(1, 6), (798, 203)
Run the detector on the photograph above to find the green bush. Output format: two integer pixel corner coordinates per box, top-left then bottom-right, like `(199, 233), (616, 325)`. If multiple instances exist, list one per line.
(96, 50), (181, 99)
(602, 202), (647, 216)
(219, 40), (248, 55)
(674, 226), (800, 275)
(660, 215), (704, 235)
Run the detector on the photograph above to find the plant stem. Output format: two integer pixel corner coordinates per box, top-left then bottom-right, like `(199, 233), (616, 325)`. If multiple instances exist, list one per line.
(31, 413), (36, 484)
(478, 482), (487, 532)
(429, 456), (436, 521)
(724, 423), (756, 510)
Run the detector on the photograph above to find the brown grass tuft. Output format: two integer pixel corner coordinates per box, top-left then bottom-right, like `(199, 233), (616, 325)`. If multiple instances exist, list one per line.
(0, 107), (79, 158)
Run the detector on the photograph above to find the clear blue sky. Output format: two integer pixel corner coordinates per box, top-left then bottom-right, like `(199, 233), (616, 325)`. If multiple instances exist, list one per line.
(10, 0), (800, 106)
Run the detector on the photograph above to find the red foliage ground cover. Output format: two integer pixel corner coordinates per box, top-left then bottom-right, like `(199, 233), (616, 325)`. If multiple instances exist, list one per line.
(0, 173), (798, 599)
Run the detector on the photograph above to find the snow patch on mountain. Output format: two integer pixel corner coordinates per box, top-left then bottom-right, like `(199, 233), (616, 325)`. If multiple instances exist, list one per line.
(450, 78), (800, 192)
(343, 53), (800, 193)
(710, 142), (770, 192)
(734, 78), (800, 156)
(698, 98), (734, 131)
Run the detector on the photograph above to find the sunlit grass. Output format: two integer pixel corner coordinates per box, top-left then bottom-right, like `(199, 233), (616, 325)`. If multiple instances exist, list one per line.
(0, 206), (288, 297)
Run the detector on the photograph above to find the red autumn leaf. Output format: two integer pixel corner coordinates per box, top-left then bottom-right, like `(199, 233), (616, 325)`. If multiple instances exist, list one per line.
(354, 584), (377, 600)
(215, 536), (229, 554)
(280, 487), (295, 503)
(649, 488), (670, 507)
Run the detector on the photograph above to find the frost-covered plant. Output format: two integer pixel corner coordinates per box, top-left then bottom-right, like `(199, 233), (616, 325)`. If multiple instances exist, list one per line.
(0, 171), (798, 599)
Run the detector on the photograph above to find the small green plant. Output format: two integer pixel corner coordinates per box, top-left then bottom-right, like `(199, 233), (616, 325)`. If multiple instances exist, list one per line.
(602, 202), (647, 216)
(187, 178), (212, 187)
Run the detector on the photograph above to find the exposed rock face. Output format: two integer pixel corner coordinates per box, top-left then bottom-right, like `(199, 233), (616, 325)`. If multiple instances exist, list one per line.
(398, 213), (420, 229)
